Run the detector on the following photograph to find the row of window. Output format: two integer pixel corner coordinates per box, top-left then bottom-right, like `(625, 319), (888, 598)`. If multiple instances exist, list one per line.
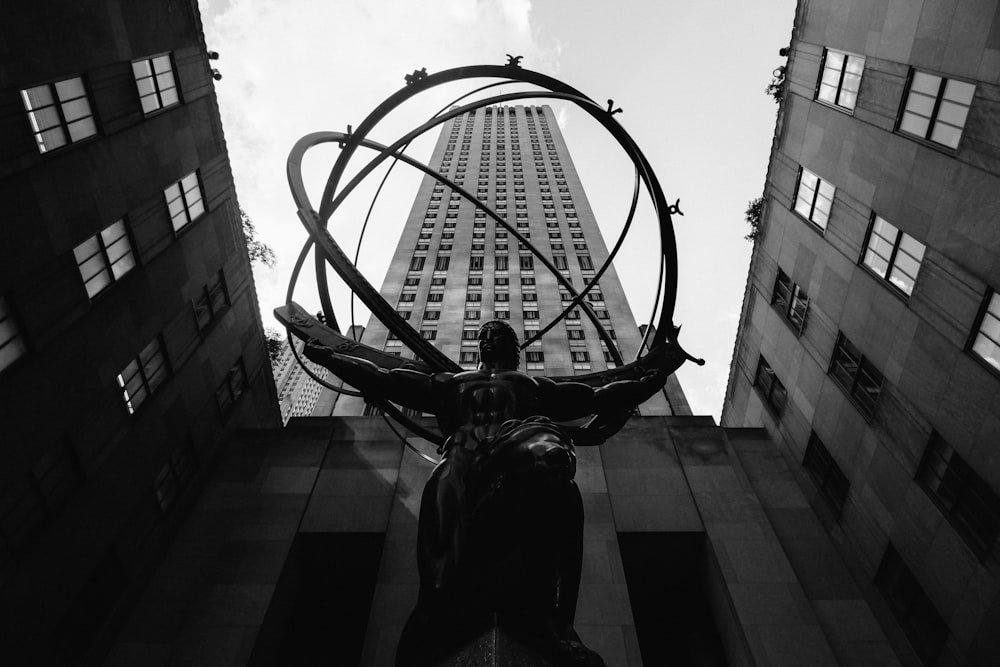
(815, 48), (976, 151)
(20, 53), (179, 155)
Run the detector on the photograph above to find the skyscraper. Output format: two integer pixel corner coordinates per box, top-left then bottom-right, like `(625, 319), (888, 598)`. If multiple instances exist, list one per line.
(0, 1), (280, 663)
(273, 337), (330, 424)
(333, 104), (690, 417)
(723, 1), (1000, 664)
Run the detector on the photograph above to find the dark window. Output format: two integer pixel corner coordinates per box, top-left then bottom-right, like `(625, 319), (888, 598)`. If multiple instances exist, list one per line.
(495, 277), (509, 286)
(420, 329), (437, 341)
(164, 171), (205, 233)
(494, 310), (509, 320)
(571, 351), (590, 362)
(578, 255), (594, 271)
(74, 219), (137, 299)
(803, 432), (849, 517)
(409, 257), (425, 271)
(495, 293), (509, 302)
(462, 329), (478, 341)
(435, 256), (450, 271)
(898, 69), (975, 150)
(875, 545), (949, 664)
(520, 256), (534, 270)
(132, 53), (180, 114)
(20, 76), (98, 153)
(753, 356), (787, 417)
(968, 290), (1000, 373)
(554, 255), (568, 270)
(404, 278), (420, 286)
(466, 293), (482, 303)
(216, 358), (247, 416)
(523, 292), (537, 302)
(0, 296), (28, 374)
(465, 310), (480, 320)
(399, 294), (416, 303)
(829, 333), (883, 418)
(771, 268), (809, 334)
(431, 278), (446, 286)
(118, 337), (168, 414)
(566, 310), (580, 320)
(567, 329), (585, 340)
(427, 293), (444, 302)
(523, 310), (539, 320)
(815, 48), (864, 111)
(917, 432), (1000, 557)
(154, 442), (197, 514)
(460, 351), (479, 364)
(496, 256), (509, 271)
(194, 270), (229, 331)
(862, 215), (925, 296)
(521, 277), (535, 286)
(423, 310), (441, 321)
(397, 310), (411, 320)
(793, 167), (834, 231)
(470, 256), (484, 271)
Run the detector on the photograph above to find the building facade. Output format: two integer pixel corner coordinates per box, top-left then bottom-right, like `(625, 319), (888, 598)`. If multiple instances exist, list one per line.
(0, 1), (280, 663)
(333, 104), (690, 416)
(722, 1), (1000, 665)
(272, 336), (329, 424)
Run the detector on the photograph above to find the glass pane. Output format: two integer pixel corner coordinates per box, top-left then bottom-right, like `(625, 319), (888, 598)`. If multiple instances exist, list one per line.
(838, 91), (857, 110)
(37, 126), (67, 153)
(935, 100), (970, 128)
(841, 71), (862, 94)
(159, 88), (179, 107)
(181, 173), (199, 193)
(899, 111), (930, 138)
(846, 55), (865, 75)
(979, 312), (1000, 344)
(140, 95), (160, 114)
(61, 97), (91, 122)
(186, 199), (204, 221)
(54, 77), (86, 101)
(84, 270), (112, 298)
(132, 60), (152, 78)
(167, 196), (185, 218)
(156, 72), (176, 92)
(972, 337), (1000, 371)
(905, 90), (936, 117)
(30, 106), (62, 132)
(825, 51), (845, 71)
(930, 122), (962, 149)
(898, 233), (925, 261)
(67, 117), (97, 142)
(0, 335), (27, 372)
(943, 79), (975, 106)
(109, 251), (135, 280)
(910, 71), (941, 95)
(77, 252), (107, 282)
(136, 78), (156, 97)
(21, 84), (54, 110)
(863, 250), (890, 278)
(73, 236), (101, 266)
(152, 55), (173, 73)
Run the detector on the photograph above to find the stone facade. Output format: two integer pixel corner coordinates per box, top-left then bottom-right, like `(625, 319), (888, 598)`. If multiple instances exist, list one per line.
(723, 1), (1000, 665)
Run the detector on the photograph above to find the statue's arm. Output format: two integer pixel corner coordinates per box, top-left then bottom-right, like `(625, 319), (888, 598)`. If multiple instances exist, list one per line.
(537, 366), (669, 419)
(304, 340), (441, 413)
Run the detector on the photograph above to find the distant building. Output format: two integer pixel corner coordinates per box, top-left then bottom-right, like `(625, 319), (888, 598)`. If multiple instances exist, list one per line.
(272, 337), (329, 424)
(723, 1), (1000, 665)
(0, 1), (279, 663)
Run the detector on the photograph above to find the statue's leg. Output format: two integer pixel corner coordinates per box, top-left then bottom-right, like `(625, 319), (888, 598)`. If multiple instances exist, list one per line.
(396, 446), (474, 667)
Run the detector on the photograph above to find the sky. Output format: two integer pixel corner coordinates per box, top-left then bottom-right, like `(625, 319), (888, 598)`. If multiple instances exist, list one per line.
(200, 0), (798, 419)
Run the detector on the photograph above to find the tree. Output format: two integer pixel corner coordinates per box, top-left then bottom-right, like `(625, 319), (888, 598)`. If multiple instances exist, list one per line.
(744, 197), (764, 242)
(241, 208), (276, 267)
(265, 327), (285, 364)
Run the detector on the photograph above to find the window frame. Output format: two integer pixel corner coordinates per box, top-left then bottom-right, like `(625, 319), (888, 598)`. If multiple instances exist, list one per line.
(828, 332), (884, 419)
(118, 336), (169, 415)
(753, 355), (787, 418)
(860, 214), (926, 298)
(896, 68), (976, 151)
(771, 268), (809, 335)
(132, 52), (181, 116)
(967, 289), (1000, 376)
(20, 75), (99, 154)
(164, 170), (206, 234)
(802, 431), (849, 518)
(792, 166), (835, 232)
(814, 47), (865, 113)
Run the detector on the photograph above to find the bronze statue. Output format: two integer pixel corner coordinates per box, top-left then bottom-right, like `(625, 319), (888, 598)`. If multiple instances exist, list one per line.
(304, 320), (685, 666)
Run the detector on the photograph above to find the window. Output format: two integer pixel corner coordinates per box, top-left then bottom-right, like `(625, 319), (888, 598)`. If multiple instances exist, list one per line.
(572, 351), (590, 363)
(578, 256), (594, 271)
(771, 268), (809, 333)
(73, 219), (136, 299)
(154, 443), (197, 514)
(520, 256), (534, 270)
(917, 432), (1000, 557)
(793, 167), (835, 231)
(829, 333), (883, 418)
(460, 351), (479, 367)
(567, 329), (585, 340)
(753, 356), (787, 417)
(20, 76), (97, 153)
(420, 329), (438, 341)
(164, 171), (205, 232)
(410, 257), (425, 271)
(526, 351), (545, 370)
(898, 70), (975, 149)
(495, 256), (509, 271)
(553, 255), (568, 270)
(970, 290), (1000, 372)
(875, 545), (949, 664)
(802, 432), (849, 517)
(193, 270), (228, 331)
(521, 277), (535, 286)
(495, 293), (509, 302)
(566, 310), (580, 320)
(431, 277), (446, 286)
(523, 292), (537, 302)
(216, 358), (247, 416)
(132, 54), (180, 114)
(603, 350), (617, 367)
(0, 297), (28, 374)
(465, 310), (480, 320)
(495, 310), (509, 320)
(427, 293), (444, 302)
(423, 310), (441, 321)
(462, 328), (478, 341)
(466, 293), (482, 303)
(118, 337), (168, 414)
(523, 310), (539, 320)
(397, 310), (412, 320)
(862, 215), (925, 296)
(815, 48), (864, 111)
(495, 277), (509, 286)
(405, 277), (420, 286)
(399, 294), (416, 303)
(470, 256), (484, 271)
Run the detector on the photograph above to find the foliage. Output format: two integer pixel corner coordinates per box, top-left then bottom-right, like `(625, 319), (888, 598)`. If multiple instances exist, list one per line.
(766, 65), (786, 104)
(241, 208), (276, 267)
(265, 327), (285, 364)
(744, 197), (764, 242)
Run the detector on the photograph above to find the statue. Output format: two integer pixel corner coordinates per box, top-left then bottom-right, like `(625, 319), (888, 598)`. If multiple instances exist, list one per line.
(304, 320), (687, 666)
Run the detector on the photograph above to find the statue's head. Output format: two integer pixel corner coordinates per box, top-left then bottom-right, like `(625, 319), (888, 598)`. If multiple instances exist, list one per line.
(478, 320), (520, 370)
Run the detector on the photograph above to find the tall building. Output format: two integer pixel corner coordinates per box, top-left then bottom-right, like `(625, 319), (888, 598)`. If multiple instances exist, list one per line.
(723, 1), (1000, 665)
(0, 2), (280, 663)
(272, 336), (329, 424)
(334, 104), (690, 417)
